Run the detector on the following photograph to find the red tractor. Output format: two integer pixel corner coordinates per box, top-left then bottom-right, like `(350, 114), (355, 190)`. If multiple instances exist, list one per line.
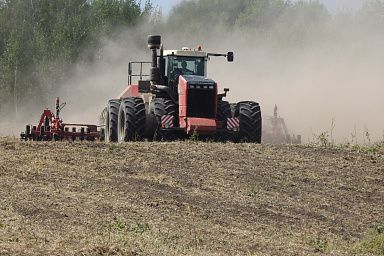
(100, 35), (262, 142)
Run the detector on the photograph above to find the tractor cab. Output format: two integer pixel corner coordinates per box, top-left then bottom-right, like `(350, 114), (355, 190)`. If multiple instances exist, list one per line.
(164, 48), (207, 88)
(127, 37), (232, 95)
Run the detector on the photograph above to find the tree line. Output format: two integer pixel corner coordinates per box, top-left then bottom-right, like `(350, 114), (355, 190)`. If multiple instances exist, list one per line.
(0, 0), (154, 114)
(166, 0), (384, 44)
(1, 0), (384, 115)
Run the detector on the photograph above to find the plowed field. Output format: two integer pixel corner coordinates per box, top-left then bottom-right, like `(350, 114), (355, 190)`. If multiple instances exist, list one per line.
(0, 138), (383, 255)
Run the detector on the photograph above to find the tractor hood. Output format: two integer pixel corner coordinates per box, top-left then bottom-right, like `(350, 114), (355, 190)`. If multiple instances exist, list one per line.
(182, 75), (216, 86)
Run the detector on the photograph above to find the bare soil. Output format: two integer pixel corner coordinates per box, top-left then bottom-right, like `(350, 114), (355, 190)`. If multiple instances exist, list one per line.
(0, 138), (383, 255)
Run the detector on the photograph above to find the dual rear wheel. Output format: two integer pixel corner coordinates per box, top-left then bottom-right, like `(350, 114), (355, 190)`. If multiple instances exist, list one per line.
(103, 97), (175, 142)
(217, 100), (262, 143)
(234, 101), (262, 143)
(118, 98), (146, 142)
(103, 97), (146, 142)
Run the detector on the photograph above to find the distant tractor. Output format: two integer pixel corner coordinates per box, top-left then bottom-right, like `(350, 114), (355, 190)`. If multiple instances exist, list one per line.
(262, 105), (301, 144)
(100, 35), (262, 142)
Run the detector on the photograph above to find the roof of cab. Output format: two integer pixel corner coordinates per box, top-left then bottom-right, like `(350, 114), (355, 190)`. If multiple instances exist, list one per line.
(163, 49), (207, 58)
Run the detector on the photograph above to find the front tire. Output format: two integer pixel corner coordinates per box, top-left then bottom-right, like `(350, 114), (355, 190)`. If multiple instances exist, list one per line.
(118, 97), (146, 142)
(105, 100), (120, 142)
(152, 98), (177, 141)
(216, 100), (232, 142)
(234, 101), (262, 143)
(217, 100), (232, 121)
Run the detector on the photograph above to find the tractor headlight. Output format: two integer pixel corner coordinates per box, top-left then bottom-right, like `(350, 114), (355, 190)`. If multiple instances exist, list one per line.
(188, 84), (215, 89)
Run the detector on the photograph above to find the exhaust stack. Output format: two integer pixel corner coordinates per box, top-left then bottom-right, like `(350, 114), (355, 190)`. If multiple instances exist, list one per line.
(148, 35), (161, 85)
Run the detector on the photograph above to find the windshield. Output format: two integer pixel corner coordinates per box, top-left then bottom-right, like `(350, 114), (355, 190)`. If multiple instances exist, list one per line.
(167, 56), (205, 80)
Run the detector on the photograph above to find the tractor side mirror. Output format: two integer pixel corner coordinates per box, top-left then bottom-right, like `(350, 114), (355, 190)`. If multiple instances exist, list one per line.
(227, 52), (234, 62)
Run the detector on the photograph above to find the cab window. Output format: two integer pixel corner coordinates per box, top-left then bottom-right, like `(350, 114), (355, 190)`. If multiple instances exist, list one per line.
(167, 56), (205, 80)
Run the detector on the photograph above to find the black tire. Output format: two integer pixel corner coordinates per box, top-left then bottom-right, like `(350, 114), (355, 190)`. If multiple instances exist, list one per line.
(217, 100), (232, 121)
(234, 101), (262, 143)
(153, 98), (177, 140)
(118, 97), (146, 142)
(216, 100), (232, 142)
(105, 100), (120, 142)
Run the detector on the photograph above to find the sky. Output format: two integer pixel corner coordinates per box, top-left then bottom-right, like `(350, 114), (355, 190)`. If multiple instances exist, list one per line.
(149, 0), (367, 14)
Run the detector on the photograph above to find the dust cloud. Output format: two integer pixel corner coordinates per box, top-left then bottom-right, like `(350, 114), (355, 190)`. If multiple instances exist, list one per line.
(56, 29), (148, 125)
(206, 27), (384, 143)
(161, 11), (384, 143)
(3, 4), (384, 144)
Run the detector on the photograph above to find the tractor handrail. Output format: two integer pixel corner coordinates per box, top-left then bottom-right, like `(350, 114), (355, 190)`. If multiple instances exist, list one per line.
(128, 61), (151, 85)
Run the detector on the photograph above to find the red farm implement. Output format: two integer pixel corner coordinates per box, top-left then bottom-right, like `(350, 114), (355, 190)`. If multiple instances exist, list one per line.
(262, 105), (301, 144)
(20, 98), (100, 141)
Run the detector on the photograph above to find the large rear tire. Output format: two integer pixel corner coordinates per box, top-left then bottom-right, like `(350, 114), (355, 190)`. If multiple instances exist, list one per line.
(152, 98), (177, 140)
(118, 97), (146, 142)
(235, 101), (262, 143)
(105, 100), (120, 142)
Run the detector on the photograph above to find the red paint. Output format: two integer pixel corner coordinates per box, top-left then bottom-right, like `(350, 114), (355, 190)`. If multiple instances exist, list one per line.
(186, 117), (217, 135)
(177, 76), (217, 134)
(178, 76), (188, 124)
(118, 85), (139, 99)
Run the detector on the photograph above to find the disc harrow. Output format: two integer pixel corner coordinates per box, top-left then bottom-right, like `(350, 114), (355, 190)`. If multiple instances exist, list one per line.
(21, 98), (100, 141)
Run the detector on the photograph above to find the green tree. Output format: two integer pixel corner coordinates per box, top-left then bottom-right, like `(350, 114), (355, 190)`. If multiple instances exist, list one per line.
(166, 0), (329, 38)
(0, 0), (154, 114)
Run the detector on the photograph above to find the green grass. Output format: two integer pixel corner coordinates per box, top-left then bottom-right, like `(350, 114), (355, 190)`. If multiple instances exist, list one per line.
(110, 220), (150, 235)
(309, 238), (328, 253)
(111, 219), (127, 232)
(310, 130), (384, 154)
(354, 225), (384, 255)
(337, 142), (384, 154)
